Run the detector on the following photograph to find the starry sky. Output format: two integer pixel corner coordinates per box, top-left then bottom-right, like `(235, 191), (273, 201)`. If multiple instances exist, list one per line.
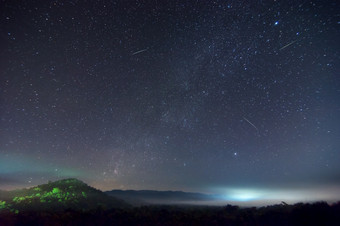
(0, 0), (339, 204)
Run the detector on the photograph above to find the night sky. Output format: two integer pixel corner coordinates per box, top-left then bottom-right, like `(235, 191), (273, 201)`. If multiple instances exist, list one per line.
(1, 0), (339, 204)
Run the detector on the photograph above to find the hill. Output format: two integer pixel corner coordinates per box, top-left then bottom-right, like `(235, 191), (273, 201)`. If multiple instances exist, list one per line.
(0, 178), (129, 214)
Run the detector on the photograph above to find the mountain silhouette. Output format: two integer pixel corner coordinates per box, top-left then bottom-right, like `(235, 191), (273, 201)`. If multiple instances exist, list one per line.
(106, 189), (218, 205)
(0, 178), (129, 213)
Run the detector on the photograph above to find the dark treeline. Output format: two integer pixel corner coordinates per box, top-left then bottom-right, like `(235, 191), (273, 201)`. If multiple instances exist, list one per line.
(1, 201), (340, 226)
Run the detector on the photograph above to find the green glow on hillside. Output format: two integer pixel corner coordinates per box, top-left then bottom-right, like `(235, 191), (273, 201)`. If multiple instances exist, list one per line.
(52, 187), (61, 194)
(0, 179), (106, 213)
(0, 200), (6, 209)
(1, 201), (18, 214)
(13, 197), (26, 203)
(8, 184), (88, 207)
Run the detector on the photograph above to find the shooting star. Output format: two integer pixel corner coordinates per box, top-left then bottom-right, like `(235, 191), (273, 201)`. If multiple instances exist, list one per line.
(279, 40), (297, 51)
(132, 48), (148, 56)
(243, 117), (259, 132)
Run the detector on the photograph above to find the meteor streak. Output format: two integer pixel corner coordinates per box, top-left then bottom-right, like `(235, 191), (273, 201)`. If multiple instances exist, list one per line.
(243, 117), (259, 132)
(279, 40), (297, 51)
(132, 48), (148, 55)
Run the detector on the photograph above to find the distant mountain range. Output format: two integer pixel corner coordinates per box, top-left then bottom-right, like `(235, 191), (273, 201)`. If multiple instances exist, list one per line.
(106, 189), (219, 206)
(0, 178), (129, 214)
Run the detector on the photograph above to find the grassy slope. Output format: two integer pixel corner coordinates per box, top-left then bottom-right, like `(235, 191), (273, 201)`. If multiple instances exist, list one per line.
(0, 178), (129, 214)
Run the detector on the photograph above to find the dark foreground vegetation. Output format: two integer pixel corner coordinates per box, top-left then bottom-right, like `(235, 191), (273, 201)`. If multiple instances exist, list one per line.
(1, 201), (339, 226)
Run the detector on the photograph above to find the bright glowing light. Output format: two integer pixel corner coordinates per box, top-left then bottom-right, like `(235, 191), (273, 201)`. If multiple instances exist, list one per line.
(231, 193), (257, 201)
(212, 185), (340, 206)
(221, 189), (263, 201)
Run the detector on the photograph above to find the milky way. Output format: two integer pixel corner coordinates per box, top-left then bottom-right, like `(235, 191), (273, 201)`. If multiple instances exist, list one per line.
(0, 0), (339, 204)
